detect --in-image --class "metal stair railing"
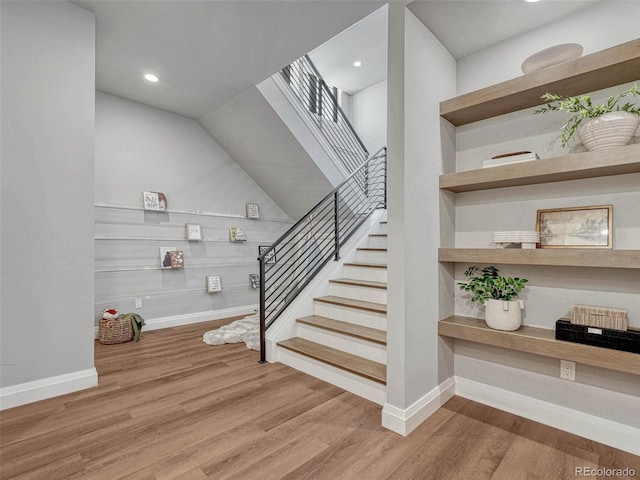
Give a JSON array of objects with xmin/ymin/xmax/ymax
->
[
  {"xmin": 258, "ymin": 147, "xmax": 387, "ymax": 362},
  {"xmin": 276, "ymin": 54, "xmax": 369, "ymax": 175}
]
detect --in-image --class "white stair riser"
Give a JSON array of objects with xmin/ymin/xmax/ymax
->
[
  {"xmin": 368, "ymin": 236, "xmax": 387, "ymax": 249},
  {"xmin": 378, "ymin": 223, "xmax": 388, "ymax": 234},
  {"xmin": 343, "ymin": 265, "xmax": 387, "ymax": 283},
  {"xmin": 296, "ymin": 324, "xmax": 387, "ymax": 364},
  {"xmin": 314, "ymin": 302, "xmax": 387, "ymax": 331},
  {"xmin": 356, "ymin": 250, "xmax": 387, "ymax": 264},
  {"xmin": 276, "ymin": 348, "xmax": 386, "ymax": 405},
  {"xmin": 329, "ymin": 283, "xmax": 387, "ymax": 304}
]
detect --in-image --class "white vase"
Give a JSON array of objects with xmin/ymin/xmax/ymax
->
[
  {"xmin": 577, "ymin": 111, "xmax": 640, "ymax": 151},
  {"xmin": 484, "ymin": 299, "xmax": 524, "ymax": 331}
]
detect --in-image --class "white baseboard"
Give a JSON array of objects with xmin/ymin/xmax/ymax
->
[
  {"xmin": 0, "ymin": 368, "xmax": 98, "ymax": 411},
  {"xmin": 382, "ymin": 377, "xmax": 455, "ymax": 436},
  {"xmin": 95, "ymin": 305, "xmax": 258, "ymax": 339},
  {"xmin": 454, "ymin": 376, "xmax": 640, "ymax": 456}
]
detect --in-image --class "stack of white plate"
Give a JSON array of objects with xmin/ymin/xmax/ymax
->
[{"xmin": 493, "ymin": 231, "xmax": 540, "ymax": 249}]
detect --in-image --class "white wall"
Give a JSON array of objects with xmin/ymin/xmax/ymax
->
[
  {"xmin": 95, "ymin": 92, "xmax": 293, "ymax": 325},
  {"xmin": 1, "ymin": 1, "xmax": 96, "ymax": 403},
  {"xmin": 351, "ymin": 80, "xmax": 388, "ymax": 154},
  {"xmin": 383, "ymin": 5, "xmax": 457, "ymax": 435},
  {"xmin": 200, "ymin": 86, "xmax": 335, "ymax": 220},
  {"xmin": 457, "ymin": 1, "xmax": 640, "ymax": 94},
  {"xmin": 450, "ymin": 1, "xmax": 640, "ymax": 432}
]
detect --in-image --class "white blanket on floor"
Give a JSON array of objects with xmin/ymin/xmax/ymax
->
[{"xmin": 202, "ymin": 314, "xmax": 259, "ymax": 351}]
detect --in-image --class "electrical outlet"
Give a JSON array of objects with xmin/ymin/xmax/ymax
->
[
  {"xmin": 560, "ymin": 360, "xmax": 575, "ymax": 381},
  {"xmin": 135, "ymin": 298, "xmax": 143, "ymax": 309}
]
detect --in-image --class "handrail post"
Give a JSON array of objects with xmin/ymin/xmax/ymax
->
[
  {"xmin": 383, "ymin": 151, "xmax": 388, "ymax": 209},
  {"xmin": 334, "ymin": 190, "xmax": 340, "ymax": 261},
  {"xmin": 259, "ymin": 257, "xmax": 267, "ymax": 363}
]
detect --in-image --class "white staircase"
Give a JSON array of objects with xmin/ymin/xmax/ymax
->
[{"xmin": 276, "ymin": 221, "xmax": 388, "ymax": 404}]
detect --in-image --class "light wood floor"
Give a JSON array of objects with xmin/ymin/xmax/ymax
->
[{"xmin": 1, "ymin": 318, "xmax": 638, "ymax": 480}]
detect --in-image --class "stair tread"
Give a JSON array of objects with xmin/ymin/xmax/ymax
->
[
  {"xmin": 314, "ymin": 295, "xmax": 387, "ymax": 314},
  {"xmin": 297, "ymin": 315, "xmax": 387, "ymax": 344},
  {"xmin": 343, "ymin": 262, "xmax": 387, "ymax": 269},
  {"xmin": 278, "ymin": 337, "xmax": 386, "ymax": 384},
  {"xmin": 357, "ymin": 247, "xmax": 387, "ymax": 252},
  {"xmin": 369, "ymin": 233, "xmax": 387, "ymax": 237},
  {"xmin": 329, "ymin": 278, "xmax": 387, "ymax": 289}
]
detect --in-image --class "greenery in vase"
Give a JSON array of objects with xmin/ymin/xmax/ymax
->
[
  {"xmin": 534, "ymin": 83, "xmax": 640, "ymax": 148},
  {"xmin": 458, "ymin": 266, "xmax": 528, "ymax": 304}
]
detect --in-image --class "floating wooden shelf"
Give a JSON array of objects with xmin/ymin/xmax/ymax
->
[
  {"xmin": 439, "ymin": 316, "xmax": 640, "ymax": 375},
  {"xmin": 440, "ymin": 39, "xmax": 640, "ymax": 126},
  {"xmin": 439, "ymin": 144, "xmax": 640, "ymax": 193},
  {"xmin": 438, "ymin": 248, "xmax": 640, "ymax": 269}
]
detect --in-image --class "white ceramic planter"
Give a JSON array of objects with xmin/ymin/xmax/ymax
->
[
  {"xmin": 484, "ymin": 299, "xmax": 524, "ymax": 331},
  {"xmin": 578, "ymin": 111, "xmax": 640, "ymax": 151}
]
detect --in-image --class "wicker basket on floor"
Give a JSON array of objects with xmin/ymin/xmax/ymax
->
[{"xmin": 98, "ymin": 316, "xmax": 133, "ymax": 344}]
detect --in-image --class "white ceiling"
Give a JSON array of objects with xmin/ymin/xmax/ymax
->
[
  {"xmin": 407, "ymin": 0, "xmax": 599, "ymax": 60},
  {"xmin": 72, "ymin": 0, "xmax": 601, "ymax": 119},
  {"xmin": 309, "ymin": 5, "xmax": 388, "ymax": 95},
  {"xmin": 72, "ymin": 0, "xmax": 384, "ymax": 119}
]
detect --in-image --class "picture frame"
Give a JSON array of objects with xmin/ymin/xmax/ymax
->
[
  {"xmin": 229, "ymin": 227, "xmax": 247, "ymax": 242},
  {"xmin": 186, "ymin": 223, "xmax": 202, "ymax": 241},
  {"xmin": 169, "ymin": 250, "xmax": 184, "ymax": 269},
  {"xmin": 259, "ymin": 245, "xmax": 276, "ymax": 264},
  {"xmin": 143, "ymin": 191, "xmax": 168, "ymax": 211},
  {"xmin": 246, "ymin": 203, "xmax": 260, "ymax": 219},
  {"xmin": 536, "ymin": 205, "xmax": 612, "ymax": 248},
  {"xmin": 159, "ymin": 246, "xmax": 177, "ymax": 269},
  {"xmin": 249, "ymin": 273, "xmax": 260, "ymax": 289},
  {"xmin": 207, "ymin": 275, "xmax": 222, "ymax": 293}
]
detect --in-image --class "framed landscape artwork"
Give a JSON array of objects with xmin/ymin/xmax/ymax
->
[{"xmin": 536, "ymin": 205, "xmax": 612, "ymax": 248}]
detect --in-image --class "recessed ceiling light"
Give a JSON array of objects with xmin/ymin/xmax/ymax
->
[
  {"xmin": 353, "ymin": 61, "xmax": 362, "ymax": 68},
  {"xmin": 144, "ymin": 73, "xmax": 159, "ymax": 83},
  {"xmin": 524, "ymin": 0, "xmax": 540, "ymax": 3}
]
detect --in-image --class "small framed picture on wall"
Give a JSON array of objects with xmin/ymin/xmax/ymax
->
[
  {"xmin": 246, "ymin": 203, "xmax": 260, "ymax": 219},
  {"xmin": 143, "ymin": 191, "xmax": 168, "ymax": 211},
  {"xmin": 207, "ymin": 275, "xmax": 222, "ymax": 293},
  {"xmin": 186, "ymin": 223, "xmax": 202, "ymax": 241}
]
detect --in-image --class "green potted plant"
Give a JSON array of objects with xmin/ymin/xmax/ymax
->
[
  {"xmin": 458, "ymin": 266, "xmax": 528, "ymax": 331},
  {"xmin": 534, "ymin": 83, "xmax": 640, "ymax": 151}
]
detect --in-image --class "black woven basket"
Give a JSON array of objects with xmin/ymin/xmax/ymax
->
[{"xmin": 555, "ymin": 319, "xmax": 640, "ymax": 354}]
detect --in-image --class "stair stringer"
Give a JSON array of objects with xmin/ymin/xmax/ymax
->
[{"xmin": 264, "ymin": 209, "xmax": 386, "ymax": 363}]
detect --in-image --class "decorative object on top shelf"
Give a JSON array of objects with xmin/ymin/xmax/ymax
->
[
  {"xmin": 571, "ymin": 304, "xmax": 628, "ymax": 331},
  {"xmin": 493, "ymin": 231, "xmax": 540, "ymax": 249},
  {"xmin": 207, "ymin": 275, "xmax": 222, "ymax": 293},
  {"xmin": 258, "ymin": 245, "xmax": 276, "ymax": 264},
  {"xmin": 229, "ymin": 227, "xmax": 247, "ymax": 242},
  {"xmin": 521, "ymin": 43, "xmax": 583, "ymax": 75},
  {"xmin": 159, "ymin": 246, "xmax": 177, "ymax": 269},
  {"xmin": 186, "ymin": 223, "xmax": 202, "ymax": 241},
  {"xmin": 534, "ymin": 84, "xmax": 640, "ymax": 150},
  {"xmin": 246, "ymin": 203, "xmax": 260, "ymax": 219},
  {"xmin": 536, "ymin": 205, "xmax": 612, "ymax": 249},
  {"xmin": 458, "ymin": 266, "xmax": 528, "ymax": 331},
  {"xmin": 483, "ymin": 151, "xmax": 539, "ymax": 168},
  {"xmin": 143, "ymin": 191, "xmax": 168, "ymax": 211}
]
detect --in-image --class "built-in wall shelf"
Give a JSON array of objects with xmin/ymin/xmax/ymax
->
[
  {"xmin": 439, "ymin": 144, "xmax": 640, "ymax": 193},
  {"xmin": 438, "ymin": 248, "xmax": 640, "ymax": 269},
  {"xmin": 439, "ymin": 316, "xmax": 640, "ymax": 375},
  {"xmin": 440, "ymin": 39, "xmax": 640, "ymax": 126}
]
